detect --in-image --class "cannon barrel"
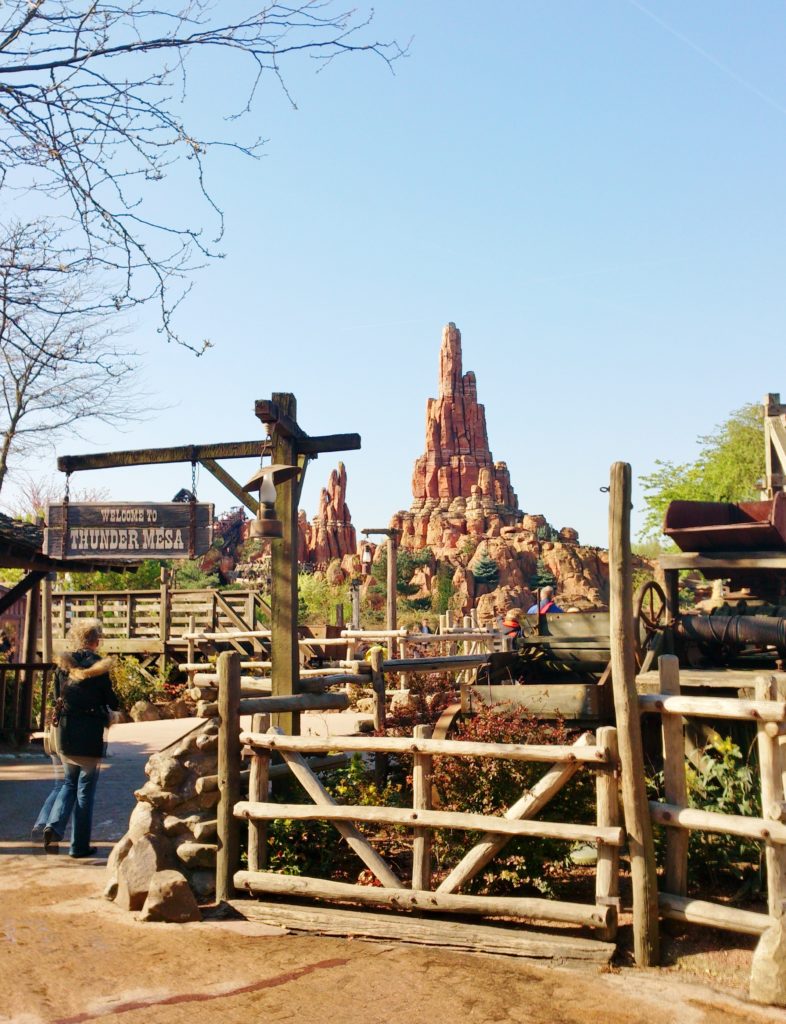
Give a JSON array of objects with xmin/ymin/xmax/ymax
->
[{"xmin": 678, "ymin": 614, "xmax": 786, "ymax": 648}]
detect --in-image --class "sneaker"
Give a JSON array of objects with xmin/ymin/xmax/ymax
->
[
  {"xmin": 69, "ymin": 847, "xmax": 98, "ymax": 859},
  {"xmin": 43, "ymin": 826, "xmax": 61, "ymax": 854}
]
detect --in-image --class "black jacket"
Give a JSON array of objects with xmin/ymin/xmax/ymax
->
[{"xmin": 56, "ymin": 650, "xmax": 119, "ymax": 758}]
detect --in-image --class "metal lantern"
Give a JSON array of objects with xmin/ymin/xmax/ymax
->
[{"xmin": 242, "ymin": 463, "xmax": 300, "ymax": 539}]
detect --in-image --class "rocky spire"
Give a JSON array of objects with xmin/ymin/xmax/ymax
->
[
  {"xmin": 411, "ymin": 323, "xmax": 518, "ymax": 510},
  {"xmin": 299, "ymin": 461, "xmax": 357, "ymax": 566}
]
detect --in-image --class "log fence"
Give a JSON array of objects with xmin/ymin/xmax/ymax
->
[{"xmin": 642, "ymin": 654, "xmax": 785, "ymax": 937}]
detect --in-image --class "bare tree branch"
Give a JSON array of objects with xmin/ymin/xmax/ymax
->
[{"xmin": 0, "ymin": 2, "xmax": 406, "ymax": 350}]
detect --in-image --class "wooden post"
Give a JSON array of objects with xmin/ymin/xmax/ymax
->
[
  {"xmin": 270, "ymin": 392, "xmax": 300, "ymax": 736},
  {"xmin": 659, "ymin": 655, "xmax": 688, "ymax": 898},
  {"xmin": 335, "ymin": 602, "xmax": 345, "ymax": 629},
  {"xmin": 159, "ymin": 567, "xmax": 171, "ymax": 670},
  {"xmin": 39, "ymin": 575, "xmax": 54, "ymax": 731},
  {"xmin": 386, "ymin": 531, "xmax": 397, "ymax": 658},
  {"xmin": 19, "ymin": 577, "xmax": 40, "ymax": 736},
  {"xmin": 398, "ymin": 637, "xmax": 408, "ymax": 691},
  {"xmin": 595, "ymin": 725, "xmax": 621, "ymax": 940},
  {"xmin": 756, "ymin": 675, "xmax": 786, "ymax": 917},
  {"xmin": 412, "ymin": 724, "xmax": 433, "ymax": 890},
  {"xmin": 216, "ymin": 651, "xmax": 242, "ymax": 903},
  {"xmin": 350, "ymin": 583, "xmax": 361, "ymax": 630},
  {"xmin": 608, "ymin": 461, "xmax": 660, "ymax": 966},
  {"xmin": 247, "ymin": 712, "xmax": 270, "ymax": 872},
  {"xmin": 370, "ymin": 647, "xmax": 387, "ymax": 785}
]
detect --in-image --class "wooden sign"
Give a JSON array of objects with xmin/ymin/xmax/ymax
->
[{"xmin": 44, "ymin": 503, "xmax": 214, "ymax": 561}]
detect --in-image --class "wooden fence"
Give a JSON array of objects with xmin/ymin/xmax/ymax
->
[
  {"xmin": 211, "ymin": 652, "xmax": 622, "ymax": 958},
  {"xmin": 642, "ymin": 654, "xmax": 785, "ymax": 937},
  {"xmin": 0, "ymin": 662, "xmax": 55, "ymax": 740}
]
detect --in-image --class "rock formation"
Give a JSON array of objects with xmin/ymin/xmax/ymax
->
[
  {"xmin": 391, "ymin": 323, "xmax": 610, "ymax": 613},
  {"xmin": 407, "ymin": 322, "xmax": 518, "ymax": 545},
  {"xmin": 299, "ymin": 461, "xmax": 357, "ymax": 568}
]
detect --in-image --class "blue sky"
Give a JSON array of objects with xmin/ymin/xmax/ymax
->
[{"xmin": 14, "ymin": 1, "xmax": 786, "ymax": 547}]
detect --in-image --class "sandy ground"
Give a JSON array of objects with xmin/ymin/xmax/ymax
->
[{"xmin": 2, "ymin": 722, "xmax": 786, "ymax": 1024}]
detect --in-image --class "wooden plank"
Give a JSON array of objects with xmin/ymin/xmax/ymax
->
[
  {"xmin": 608, "ymin": 461, "xmax": 659, "ymax": 966},
  {"xmin": 757, "ymin": 676, "xmax": 786, "ymax": 916},
  {"xmin": 438, "ymin": 734, "xmax": 592, "ymax": 895},
  {"xmin": 235, "ymin": 801, "xmax": 624, "ymax": 845},
  {"xmin": 658, "ymin": 893, "xmax": 770, "ymax": 936},
  {"xmin": 233, "ymin": 872, "xmax": 612, "ymax": 929},
  {"xmin": 216, "ymin": 652, "xmax": 241, "ymax": 903},
  {"xmin": 469, "ymin": 684, "xmax": 601, "ymax": 720},
  {"xmin": 636, "ymin": 668, "xmax": 786, "ymax": 691},
  {"xmin": 240, "ymin": 731, "xmax": 611, "ymax": 763},
  {"xmin": 659, "ymin": 552, "xmax": 786, "ymax": 570},
  {"xmin": 200, "ymin": 693, "xmax": 349, "ymax": 717},
  {"xmin": 247, "ymin": 712, "xmax": 269, "ymax": 873},
  {"xmin": 0, "ymin": 571, "xmax": 46, "ymax": 617},
  {"xmin": 227, "ymin": 900, "xmax": 615, "ymax": 964}
]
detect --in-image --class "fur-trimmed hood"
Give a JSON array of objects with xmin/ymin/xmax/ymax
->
[{"xmin": 57, "ymin": 652, "xmax": 115, "ymax": 682}]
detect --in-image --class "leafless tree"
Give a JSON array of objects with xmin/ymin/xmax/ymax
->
[
  {"xmin": 0, "ymin": 2, "xmax": 404, "ymax": 351},
  {"xmin": 0, "ymin": 220, "xmax": 145, "ymax": 497}
]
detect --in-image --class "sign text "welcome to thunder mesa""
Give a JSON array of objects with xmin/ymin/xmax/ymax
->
[{"xmin": 44, "ymin": 503, "xmax": 214, "ymax": 561}]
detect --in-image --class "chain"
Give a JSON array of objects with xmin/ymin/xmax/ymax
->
[
  {"xmin": 191, "ymin": 460, "xmax": 197, "ymax": 501},
  {"xmin": 64, "ymin": 472, "xmax": 71, "ymax": 502}
]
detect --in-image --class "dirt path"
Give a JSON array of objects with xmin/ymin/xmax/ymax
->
[
  {"xmin": 0, "ymin": 843, "xmax": 783, "ymax": 1024},
  {"xmin": 2, "ymin": 726, "xmax": 785, "ymax": 1024}
]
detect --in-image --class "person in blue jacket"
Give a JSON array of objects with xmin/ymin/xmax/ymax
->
[{"xmin": 527, "ymin": 586, "xmax": 563, "ymax": 615}]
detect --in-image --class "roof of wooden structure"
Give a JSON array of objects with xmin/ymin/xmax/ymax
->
[{"xmin": 0, "ymin": 512, "xmax": 127, "ymax": 573}]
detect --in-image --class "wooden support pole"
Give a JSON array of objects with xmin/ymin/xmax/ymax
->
[
  {"xmin": 756, "ymin": 675, "xmax": 786, "ymax": 917},
  {"xmin": 215, "ymin": 651, "xmax": 241, "ymax": 903},
  {"xmin": 387, "ymin": 531, "xmax": 398, "ymax": 658},
  {"xmin": 608, "ymin": 461, "xmax": 659, "ymax": 966},
  {"xmin": 246, "ymin": 712, "xmax": 269, "ymax": 872},
  {"xmin": 659, "ymin": 655, "xmax": 688, "ymax": 898},
  {"xmin": 412, "ymin": 724, "xmax": 433, "ymax": 891},
  {"xmin": 159, "ymin": 567, "xmax": 171, "ymax": 670},
  {"xmin": 595, "ymin": 725, "xmax": 620, "ymax": 940},
  {"xmin": 370, "ymin": 647, "xmax": 387, "ymax": 786},
  {"xmin": 20, "ymin": 576, "xmax": 40, "ymax": 736},
  {"xmin": 270, "ymin": 392, "xmax": 300, "ymax": 736},
  {"xmin": 40, "ymin": 575, "xmax": 54, "ymax": 731}
]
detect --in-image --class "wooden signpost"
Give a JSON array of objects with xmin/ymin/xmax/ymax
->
[{"xmin": 44, "ymin": 502, "xmax": 214, "ymax": 560}]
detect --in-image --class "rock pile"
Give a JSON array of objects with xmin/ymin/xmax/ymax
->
[
  {"xmin": 299, "ymin": 461, "xmax": 357, "ymax": 567},
  {"xmin": 105, "ymin": 719, "xmax": 220, "ymax": 919}
]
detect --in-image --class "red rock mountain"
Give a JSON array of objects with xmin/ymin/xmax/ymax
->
[{"xmin": 299, "ymin": 461, "xmax": 356, "ymax": 566}]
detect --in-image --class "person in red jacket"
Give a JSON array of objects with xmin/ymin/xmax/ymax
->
[{"xmin": 527, "ymin": 586, "xmax": 563, "ymax": 615}]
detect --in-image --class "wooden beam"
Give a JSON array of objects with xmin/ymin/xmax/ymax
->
[
  {"xmin": 269, "ymin": 392, "xmax": 299, "ymax": 735},
  {"xmin": 608, "ymin": 461, "xmax": 659, "ymax": 967},
  {"xmin": 0, "ymin": 571, "xmax": 46, "ymax": 616},
  {"xmin": 215, "ymin": 652, "xmax": 241, "ymax": 903},
  {"xmin": 58, "ymin": 440, "xmax": 269, "ymax": 473},
  {"xmin": 660, "ymin": 552, "xmax": 786, "ymax": 570},
  {"xmin": 658, "ymin": 893, "xmax": 770, "ymax": 936},
  {"xmin": 298, "ymin": 433, "xmax": 361, "ymax": 456},
  {"xmin": 200, "ymin": 458, "xmax": 259, "ymax": 514}
]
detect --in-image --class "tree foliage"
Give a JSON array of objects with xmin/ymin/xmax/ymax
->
[
  {"xmin": 0, "ymin": 2, "xmax": 404, "ymax": 348},
  {"xmin": 638, "ymin": 403, "xmax": 765, "ymax": 541}
]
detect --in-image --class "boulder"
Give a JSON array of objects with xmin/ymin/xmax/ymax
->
[
  {"xmin": 175, "ymin": 841, "xmax": 218, "ymax": 869},
  {"xmin": 130, "ymin": 700, "xmax": 162, "ymax": 723},
  {"xmin": 139, "ymin": 870, "xmax": 201, "ymax": 923},
  {"xmin": 104, "ymin": 833, "xmax": 133, "ymax": 900},
  {"xmin": 115, "ymin": 835, "xmax": 174, "ymax": 912}
]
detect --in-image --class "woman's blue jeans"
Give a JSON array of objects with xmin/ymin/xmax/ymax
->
[
  {"xmin": 46, "ymin": 761, "xmax": 100, "ymax": 855},
  {"xmin": 34, "ymin": 755, "xmax": 64, "ymax": 829}
]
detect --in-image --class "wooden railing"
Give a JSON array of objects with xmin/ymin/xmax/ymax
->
[
  {"xmin": 0, "ymin": 661, "xmax": 55, "ymax": 740},
  {"xmin": 642, "ymin": 654, "xmax": 783, "ymax": 937},
  {"xmin": 44, "ymin": 588, "xmax": 270, "ymax": 653}
]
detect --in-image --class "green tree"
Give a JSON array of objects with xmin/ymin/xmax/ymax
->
[
  {"xmin": 530, "ymin": 558, "xmax": 556, "ymax": 591},
  {"xmin": 471, "ymin": 551, "xmax": 500, "ymax": 588},
  {"xmin": 638, "ymin": 403, "xmax": 765, "ymax": 541}
]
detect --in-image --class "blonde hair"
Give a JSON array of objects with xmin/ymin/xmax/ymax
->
[{"xmin": 67, "ymin": 617, "xmax": 103, "ymax": 650}]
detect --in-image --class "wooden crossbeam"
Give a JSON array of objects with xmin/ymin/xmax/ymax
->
[
  {"xmin": 199, "ymin": 458, "xmax": 258, "ymax": 514},
  {"xmin": 58, "ymin": 440, "xmax": 269, "ymax": 473}
]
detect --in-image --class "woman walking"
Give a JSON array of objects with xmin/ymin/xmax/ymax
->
[{"xmin": 43, "ymin": 619, "xmax": 119, "ymax": 858}]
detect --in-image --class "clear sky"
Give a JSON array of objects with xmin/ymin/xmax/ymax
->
[{"xmin": 13, "ymin": 1, "xmax": 786, "ymax": 547}]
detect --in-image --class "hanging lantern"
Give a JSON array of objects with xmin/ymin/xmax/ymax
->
[{"xmin": 242, "ymin": 463, "xmax": 300, "ymax": 539}]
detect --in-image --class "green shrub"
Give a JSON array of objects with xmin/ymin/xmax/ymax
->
[{"xmin": 110, "ymin": 656, "xmax": 173, "ymax": 709}]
